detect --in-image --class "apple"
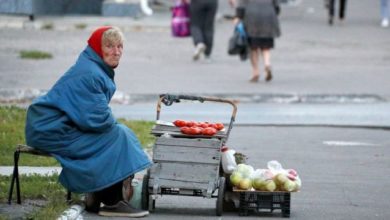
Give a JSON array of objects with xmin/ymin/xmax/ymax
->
[
  {"xmin": 283, "ymin": 180, "xmax": 297, "ymax": 192},
  {"xmin": 264, "ymin": 179, "xmax": 276, "ymax": 192},
  {"xmin": 288, "ymin": 169, "xmax": 298, "ymax": 177},
  {"xmin": 262, "ymin": 169, "xmax": 274, "ymax": 180},
  {"xmin": 274, "ymin": 173, "xmax": 288, "ymax": 186},
  {"xmin": 287, "ymin": 169, "xmax": 298, "ymax": 180},
  {"xmin": 252, "ymin": 178, "xmax": 265, "ymax": 191},
  {"xmin": 236, "ymin": 164, "xmax": 254, "ymax": 178},
  {"xmin": 238, "ymin": 178, "xmax": 252, "ymax": 190},
  {"xmin": 294, "ymin": 178, "xmax": 302, "ymax": 191},
  {"xmin": 230, "ymin": 171, "xmax": 243, "ymax": 186}
]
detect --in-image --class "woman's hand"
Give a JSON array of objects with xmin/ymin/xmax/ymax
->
[
  {"xmin": 233, "ymin": 17, "xmax": 240, "ymax": 25},
  {"xmin": 229, "ymin": 0, "xmax": 237, "ymax": 8}
]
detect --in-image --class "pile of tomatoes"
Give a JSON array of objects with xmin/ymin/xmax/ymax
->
[{"xmin": 173, "ymin": 120, "xmax": 225, "ymax": 136}]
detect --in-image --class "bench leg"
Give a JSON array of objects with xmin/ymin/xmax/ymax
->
[
  {"xmin": 8, "ymin": 150, "xmax": 21, "ymax": 204},
  {"xmin": 67, "ymin": 191, "xmax": 72, "ymax": 203}
]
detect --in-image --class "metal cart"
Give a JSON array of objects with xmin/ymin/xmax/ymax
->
[{"xmin": 141, "ymin": 94, "xmax": 237, "ymax": 216}]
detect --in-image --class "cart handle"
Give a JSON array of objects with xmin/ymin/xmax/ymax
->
[{"xmin": 156, "ymin": 94, "xmax": 238, "ymax": 142}]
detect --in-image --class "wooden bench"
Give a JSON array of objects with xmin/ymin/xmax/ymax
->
[{"xmin": 8, "ymin": 144, "xmax": 71, "ymax": 204}]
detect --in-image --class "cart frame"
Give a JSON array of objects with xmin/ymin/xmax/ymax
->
[{"xmin": 142, "ymin": 94, "xmax": 237, "ymax": 216}]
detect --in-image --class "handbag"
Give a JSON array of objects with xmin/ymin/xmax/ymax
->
[
  {"xmin": 228, "ymin": 22, "xmax": 248, "ymax": 61},
  {"xmin": 171, "ymin": 0, "xmax": 191, "ymax": 37}
]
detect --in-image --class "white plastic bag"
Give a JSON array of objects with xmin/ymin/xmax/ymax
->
[{"xmin": 221, "ymin": 146, "xmax": 237, "ymax": 174}]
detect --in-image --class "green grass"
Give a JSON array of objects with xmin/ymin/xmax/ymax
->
[
  {"xmin": 0, "ymin": 106, "xmax": 155, "ymax": 219},
  {"xmin": 20, "ymin": 50, "xmax": 53, "ymax": 59},
  {"xmin": 74, "ymin": 23, "xmax": 87, "ymax": 29},
  {"xmin": 41, "ymin": 22, "xmax": 54, "ymax": 30},
  {"xmin": 0, "ymin": 106, "xmax": 155, "ymax": 166},
  {"xmin": 0, "ymin": 174, "xmax": 82, "ymax": 219}
]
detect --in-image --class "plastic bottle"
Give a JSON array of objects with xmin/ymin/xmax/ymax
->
[
  {"xmin": 221, "ymin": 146, "xmax": 237, "ymax": 174},
  {"xmin": 129, "ymin": 178, "xmax": 142, "ymax": 209}
]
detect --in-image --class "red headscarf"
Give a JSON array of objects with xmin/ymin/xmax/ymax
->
[{"xmin": 87, "ymin": 26, "xmax": 112, "ymax": 58}]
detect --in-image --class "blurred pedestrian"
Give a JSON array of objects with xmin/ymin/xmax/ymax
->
[
  {"xmin": 235, "ymin": 0, "xmax": 281, "ymax": 82},
  {"xmin": 188, "ymin": 0, "xmax": 218, "ymax": 61},
  {"xmin": 380, "ymin": 0, "xmax": 389, "ymax": 27},
  {"xmin": 229, "ymin": 0, "xmax": 237, "ymax": 8},
  {"xmin": 327, "ymin": 0, "xmax": 348, "ymax": 25}
]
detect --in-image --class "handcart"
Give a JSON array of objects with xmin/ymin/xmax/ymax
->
[{"xmin": 141, "ymin": 94, "xmax": 237, "ymax": 216}]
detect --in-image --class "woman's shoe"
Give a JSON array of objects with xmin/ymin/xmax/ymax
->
[
  {"xmin": 193, "ymin": 43, "xmax": 206, "ymax": 61},
  {"xmin": 265, "ymin": 66, "xmax": 273, "ymax": 82},
  {"xmin": 99, "ymin": 201, "xmax": 149, "ymax": 217},
  {"xmin": 249, "ymin": 75, "xmax": 259, "ymax": 83}
]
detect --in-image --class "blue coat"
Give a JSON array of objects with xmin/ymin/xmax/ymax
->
[{"xmin": 25, "ymin": 46, "xmax": 152, "ymax": 193}]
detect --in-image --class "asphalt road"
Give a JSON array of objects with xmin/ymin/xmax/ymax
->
[{"xmin": 80, "ymin": 125, "xmax": 390, "ymax": 220}]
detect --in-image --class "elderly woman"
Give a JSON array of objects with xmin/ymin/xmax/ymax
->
[
  {"xmin": 25, "ymin": 26, "xmax": 151, "ymax": 217},
  {"xmin": 235, "ymin": 0, "xmax": 281, "ymax": 82}
]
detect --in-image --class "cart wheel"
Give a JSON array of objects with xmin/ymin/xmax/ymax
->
[
  {"xmin": 141, "ymin": 172, "xmax": 149, "ymax": 210},
  {"xmin": 216, "ymin": 176, "xmax": 226, "ymax": 216}
]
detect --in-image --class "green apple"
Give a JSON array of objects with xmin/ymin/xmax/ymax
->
[
  {"xmin": 264, "ymin": 179, "xmax": 276, "ymax": 192},
  {"xmin": 274, "ymin": 173, "xmax": 288, "ymax": 186},
  {"xmin": 238, "ymin": 178, "xmax": 252, "ymax": 190},
  {"xmin": 230, "ymin": 171, "xmax": 243, "ymax": 186},
  {"xmin": 236, "ymin": 164, "xmax": 254, "ymax": 178},
  {"xmin": 252, "ymin": 178, "xmax": 265, "ymax": 191},
  {"xmin": 283, "ymin": 180, "xmax": 297, "ymax": 192}
]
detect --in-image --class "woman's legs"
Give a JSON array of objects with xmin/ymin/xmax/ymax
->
[
  {"xmin": 381, "ymin": 0, "xmax": 389, "ymax": 27},
  {"xmin": 328, "ymin": 0, "xmax": 335, "ymax": 25},
  {"xmin": 261, "ymin": 48, "xmax": 273, "ymax": 81},
  {"xmin": 190, "ymin": 2, "xmax": 204, "ymax": 47},
  {"xmin": 261, "ymin": 48, "xmax": 271, "ymax": 68},
  {"xmin": 85, "ymin": 175, "xmax": 134, "ymax": 213},
  {"xmin": 339, "ymin": 0, "xmax": 347, "ymax": 20},
  {"xmin": 202, "ymin": 0, "xmax": 218, "ymax": 57},
  {"xmin": 249, "ymin": 48, "xmax": 260, "ymax": 82}
]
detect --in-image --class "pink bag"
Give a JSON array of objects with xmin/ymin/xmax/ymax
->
[{"xmin": 171, "ymin": 0, "xmax": 191, "ymax": 37}]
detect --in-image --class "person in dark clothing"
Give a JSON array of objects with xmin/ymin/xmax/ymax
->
[
  {"xmin": 188, "ymin": 0, "xmax": 218, "ymax": 61},
  {"xmin": 327, "ymin": 0, "xmax": 348, "ymax": 25},
  {"xmin": 235, "ymin": 0, "xmax": 281, "ymax": 82}
]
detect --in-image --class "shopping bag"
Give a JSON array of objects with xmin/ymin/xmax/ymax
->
[
  {"xmin": 171, "ymin": 0, "xmax": 191, "ymax": 37},
  {"xmin": 228, "ymin": 22, "xmax": 248, "ymax": 61}
]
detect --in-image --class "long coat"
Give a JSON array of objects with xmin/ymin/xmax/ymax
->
[
  {"xmin": 25, "ymin": 46, "xmax": 152, "ymax": 193},
  {"xmin": 237, "ymin": 0, "xmax": 281, "ymax": 38}
]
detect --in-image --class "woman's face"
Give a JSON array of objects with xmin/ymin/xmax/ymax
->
[{"xmin": 102, "ymin": 40, "xmax": 123, "ymax": 69}]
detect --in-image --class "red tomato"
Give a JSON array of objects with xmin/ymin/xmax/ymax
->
[
  {"xmin": 186, "ymin": 121, "xmax": 196, "ymax": 127},
  {"xmin": 208, "ymin": 123, "xmax": 218, "ymax": 129},
  {"xmin": 174, "ymin": 120, "xmax": 187, "ymax": 127},
  {"xmin": 202, "ymin": 127, "xmax": 217, "ymax": 136},
  {"xmin": 189, "ymin": 127, "xmax": 202, "ymax": 135},
  {"xmin": 199, "ymin": 122, "xmax": 209, "ymax": 128},
  {"xmin": 214, "ymin": 123, "xmax": 224, "ymax": 131},
  {"xmin": 180, "ymin": 126, "xmax": 191, "ymax": 134}
]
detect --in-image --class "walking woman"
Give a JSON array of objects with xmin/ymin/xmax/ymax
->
[
  {"xmin": 380, "ymin": 0, "xmax": 389, "ymax": 27},
  {"xmin": 188, "ymin": 0, "xmax": 218, "ymax": 61},
  {"xmin": 235, "ymin": 0, "xmax": 281, "ymax": 82},
  {"xmin": 327, "ymin": 0, "xmax": 348, "ymax": 25}
]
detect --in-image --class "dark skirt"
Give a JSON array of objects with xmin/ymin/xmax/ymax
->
[{"xmin": 248, "ymin": 37, "xmax": 274, "ymax": 49}]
